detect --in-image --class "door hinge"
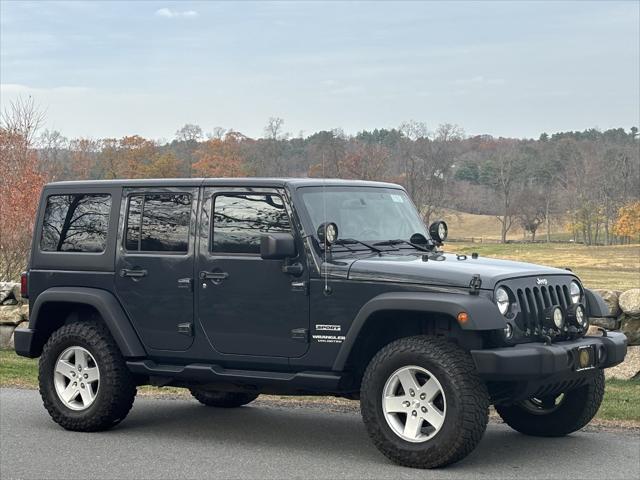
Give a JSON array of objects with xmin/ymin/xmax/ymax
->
[
  {"xmin": 177, "ymin": 322, "xmax": 193, "ymax": 336},
  {"xmin": 291, "ymin": 328, "xmax": 309, "ymax": 342}
]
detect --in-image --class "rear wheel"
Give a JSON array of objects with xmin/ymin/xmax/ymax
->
[
  {"xmin": 495, "ymin": 371, "xmax": 605, "ymax": 437},
  {"xmin": 360, "ymin": 336, "xmax": 490, "ymax": 469},
  {"xmin": 189, "ymin": 388, "xmax": 258, "ymax": 408},
  {"xmin": 39, "ymin": 321, "xmax": 137, "ymax": 431}
]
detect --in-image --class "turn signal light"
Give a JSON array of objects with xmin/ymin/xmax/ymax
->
[{"xmin": 457, "ymin": 312, "xmax": 469, "ymax": 324}]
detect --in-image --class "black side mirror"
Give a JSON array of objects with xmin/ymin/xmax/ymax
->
[{"xmin": 260, "ymin": 233, "xmax": 297, "ymax": 260}]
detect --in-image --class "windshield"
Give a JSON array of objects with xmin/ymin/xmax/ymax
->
[{"xmin": 299, "ymin": 186, "xmax": 428, "ymax": 243}]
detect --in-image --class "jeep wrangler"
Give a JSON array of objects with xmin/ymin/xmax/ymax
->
[{"xmin": 14, "ymin": 178, "xmax": 627, "ymax": 468}]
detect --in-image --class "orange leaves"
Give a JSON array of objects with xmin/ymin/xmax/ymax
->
[
  {"xmin": 0, "ymin": 129, "xmax": 47, "ymax": 279},
  {"xmin": 613, "ymin": 202, "xmax": 640, "ymax": 239},
  {"xmin": 192, "ymin": 133, "xmax": 248, "ymax": 178}
]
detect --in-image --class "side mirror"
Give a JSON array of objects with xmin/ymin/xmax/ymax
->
[
  {"xmin": 260, "ymin": 233, "xmax": 297, "ymax": 260},
  {"xmin": 429, "ymin": 220, "xmax": 448, "ymax": 245}
]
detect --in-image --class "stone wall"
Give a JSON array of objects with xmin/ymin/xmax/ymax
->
[
  {"xmin": 589, "ymin": 288, "xmax": 640, "ymax": 345},
  {"xmin": 0, "ymin": 282, "xmax": 29, "ymax": 349}
]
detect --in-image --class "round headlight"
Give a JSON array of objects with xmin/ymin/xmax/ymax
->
[
  {"xmin": 495, "ymin": 287, "xmax": 510, "ymax": 315},
  {"xmin": 570, "ymin": 281, "xmax": 581, "ymax": 304}
]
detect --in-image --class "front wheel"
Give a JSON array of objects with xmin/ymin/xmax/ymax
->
[
  {"xmin": 495, "ymin": 371, "xmax": 605, "ymax": 437},
  {"xmin": 360, "ymin": 336, "xmax": 490, "ymax": 469}
]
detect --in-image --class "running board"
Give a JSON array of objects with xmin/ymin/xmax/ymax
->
[{"xmin": 126, "ymin": 360, "xmax": 343, "ymax": 392}]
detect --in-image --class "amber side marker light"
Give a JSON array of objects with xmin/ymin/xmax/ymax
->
[{"xmin": 457, "ymin": 312, "xmax": 469, "ymax": 324}]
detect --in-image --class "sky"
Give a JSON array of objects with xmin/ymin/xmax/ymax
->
[{"xmin": 1, "ymin": 1, "xmax": 638, "ymax": 141}]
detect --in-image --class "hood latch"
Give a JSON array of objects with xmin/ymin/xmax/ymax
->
[{"xmin": 469, "ymin": 274, "xmax": 482, "ymax": 295}]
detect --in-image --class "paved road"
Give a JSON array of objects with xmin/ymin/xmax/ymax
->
[{"xmin": 1, "ymin": 388, "xmax": 638, "ymax": 479}]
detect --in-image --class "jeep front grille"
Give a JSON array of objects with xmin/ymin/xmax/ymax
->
[{"xmin": 514, "ymin": 282, "xmax": 573, "ymax": 336}]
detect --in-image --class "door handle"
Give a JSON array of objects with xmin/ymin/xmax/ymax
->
[
  {"xmin": 199, "ymin": 271, "xmax": 229, "ymax": 281},
  {"xmin": 119, "ymin": 268, "xmax": 147, "ymax": 278}
]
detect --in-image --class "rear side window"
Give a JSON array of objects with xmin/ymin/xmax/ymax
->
[
  {"xmin": 40, "ymin": 194, "xmax": 112, "ymax": 253},
  {"xmin": 212, "ymin": 193, "xmax": 291, "ymax": 254},
  {"xmin": 125, "ymin": 193, "xmax": 191, "ymax": 253}
]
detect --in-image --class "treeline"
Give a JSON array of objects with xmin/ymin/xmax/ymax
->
[{"xmin": 3, "ymin": 98, "xmax": 640, "ymax": 262}]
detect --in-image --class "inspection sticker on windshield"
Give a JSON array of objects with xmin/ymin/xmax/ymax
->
[{"xmin": 390, "ymin": 194, "xmax": 404, "ymax": 203}]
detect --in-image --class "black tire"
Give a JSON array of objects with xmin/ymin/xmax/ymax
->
[
  {"xmin": 360, "ymin": 336, "xmax": 489, "ymax": 469},
  {"xmin": 189, "ymin": 388, "xmax": 259, "ymax": 408},
  {"xmin": 495, "ymin": 370, "xmax": 605, "ymax": 437},
  {"xmin": 39, "ymin": 321, "xmax": 137, "ymax": 432}
]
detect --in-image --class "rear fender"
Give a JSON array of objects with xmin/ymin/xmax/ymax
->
[{"xmin": 28, "ymin": 287, "xmax": 146, "ymax": 358}]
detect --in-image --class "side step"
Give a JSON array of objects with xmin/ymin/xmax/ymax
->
[{"xmin": 126, "ymin": 360, "xmax": 343, "ymax": 393}]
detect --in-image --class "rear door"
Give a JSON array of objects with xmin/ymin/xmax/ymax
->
[{"xmin": 115, "ymin": 188, "xmax": 198, "ymax": 351}]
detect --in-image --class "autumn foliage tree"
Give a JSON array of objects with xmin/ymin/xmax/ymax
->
[
  {"xmin": 0, "ymin": 98, "xmax": 48, "ymax": 280},
  {"xmin": 192, "ymin": 131, "xmax": 248, "ymax": 177},
  {"xmin": 613, "ymin": 201, "xmax": 640, "ymax": 242}
]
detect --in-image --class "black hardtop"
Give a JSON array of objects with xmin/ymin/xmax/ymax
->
[{"xmin": 43, "ymin": 177, "xmax": 404, "ymax": 190}]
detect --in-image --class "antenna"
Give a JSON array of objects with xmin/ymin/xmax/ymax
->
[{"xmin": 322, "ymin": 153, "xmax": 331, "ymax": 296}]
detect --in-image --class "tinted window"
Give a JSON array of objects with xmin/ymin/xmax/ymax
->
[
  {"xmin": 40, "ymin": 194, "xmax": 111, "ymax": 253},
  {"xmin": 125, "ymin": 194, "xmax": 191, "ymax": 253},
  {"xmin": 212, "ymin": 194, "xmax": 291, "ymax": 254}
]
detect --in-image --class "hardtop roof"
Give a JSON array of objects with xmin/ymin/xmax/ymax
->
[{"xmin": 44, "ymin": 177, "xmax": 403, "ymax": 190}]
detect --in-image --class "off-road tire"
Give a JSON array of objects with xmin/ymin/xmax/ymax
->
[
  {"xmin": 360, "ymin": 336, "xmax": 490, "ymax": 469},
  {"xmin": 39, "ymin": 321, "xmax": 137, "ymax": 431},
  {"xmin": 495, "ymin": 370, "xmax": 605, "ymax": 437},
  {"xmin": 190, "ymin": 389, "xmax": 259, "ymax": 408}
]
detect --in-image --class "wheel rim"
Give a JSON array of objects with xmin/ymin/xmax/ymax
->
[
  {"xmin": 53, "ymin": 346, "xmax": 100, "ymax": 411},
  {"xmin": 520, "ymin": 394, "xmax": 565, "ymax": 415},
  {"xmin": 381, "ymin": 365, "xmax": 447, "ymax": 443}
]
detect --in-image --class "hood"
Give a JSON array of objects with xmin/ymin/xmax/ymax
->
[{"xmin": 347, "ymin": 252, "xmax": 573, "ymax": 290}]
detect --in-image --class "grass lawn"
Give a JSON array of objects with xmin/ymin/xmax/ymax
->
[
  {"xmin": 449, "ymin": 242, "xmax": 640, "ymax": 291},
  {"xmin": 2, "ymin": 349, "xmax": 638, "ymax": 424}
]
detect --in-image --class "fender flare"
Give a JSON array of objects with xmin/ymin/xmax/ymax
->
[
  {"xmin": 30, "ymin": 287, "xmax": 146, "ymax": 358},
  {"xmin": 584, "ymin": 288, "xmax": 614, "ymax": 318},
  {"xmin": 332, "ymin": 291, "xmax": 505, "ymax": 371}
]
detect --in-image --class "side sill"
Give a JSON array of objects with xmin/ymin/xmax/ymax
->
[{"xmin": 126, "ymin": 360, "xmax": 343, "ymax": 393}]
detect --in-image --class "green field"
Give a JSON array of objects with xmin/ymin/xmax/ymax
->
[{"xmin": 1, "ymin": 349, "xmax": 638, "ymax": 424}]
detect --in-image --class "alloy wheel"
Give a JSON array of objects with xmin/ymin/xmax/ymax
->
[
  {"xmin": 381, "ymin": 365, "xmax": 447, "ymax": 443},
  {"xmin": 53, "ymin": 346, "xmax": 100, "ymax": 411}
]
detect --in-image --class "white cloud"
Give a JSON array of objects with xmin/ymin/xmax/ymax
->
[{"xmin": 155, "ymin": 8, "xmax": 198, "ymax": 19}]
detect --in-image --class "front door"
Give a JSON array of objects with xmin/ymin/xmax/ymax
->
[
  {"xmin": 115, "ymin": 188, "xmax": 198, "ymax": 351},
  {"xmin": 197, "ymin": 188, "xmax": 309, "ymax": 358}
]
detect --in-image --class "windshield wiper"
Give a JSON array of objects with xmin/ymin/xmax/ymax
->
[
  {"xmin": 333, "ymin": 238, "xmax": 383, "ymax": 254},
  {"xmin": 373, "ymin": 239, "xmax": 432, "ymax": 252}
]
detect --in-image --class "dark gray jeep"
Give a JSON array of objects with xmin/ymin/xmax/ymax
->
[{"xmin": 14, "ymin": 178, "xmax": 627, "ymax": 468}]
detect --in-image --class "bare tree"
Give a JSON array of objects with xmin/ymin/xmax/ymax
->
[{"xmin": 175, "ymin": 123, "xmax": 203, "ymax": 142}]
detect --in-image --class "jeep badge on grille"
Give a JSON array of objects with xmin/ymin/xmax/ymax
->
[{"xmin": 536, "ymin": 278, "xmax": 548, "ymax": 286}]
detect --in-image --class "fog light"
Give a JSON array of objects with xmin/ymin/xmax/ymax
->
[
  {"xmin": 503, "ymin": 323, "xmax": 513, "ymax": 340},
  {"xmin": 544, "ymin": 306, "xmax": 564, "ymax": 330},
  {"xmin": 567, "ymin": 304, "xmax": 588, "ymax": 329}
]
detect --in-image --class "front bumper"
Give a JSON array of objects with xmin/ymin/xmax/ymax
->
[{"xmin": 471, "ymin": 331, "xmax": 627, "ymax": 381}]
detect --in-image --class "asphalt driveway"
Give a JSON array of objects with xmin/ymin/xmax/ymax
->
[{"xmin": 1, "ymin": 388, "xmax": 638, "ymax": 479}]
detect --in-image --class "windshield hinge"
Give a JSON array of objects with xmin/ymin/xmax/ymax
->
[{"xmin": 469, "ymin": 274, "xmax": 482, "ymax": 295}]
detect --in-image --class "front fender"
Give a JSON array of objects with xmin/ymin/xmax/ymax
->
[
  {"xmin": 28, "ymin": 287, "xmax": 146, "ymax": 358},
  {"xmin": 332, "ymin": 291, "xmax": 504, "ymax": 371}
]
